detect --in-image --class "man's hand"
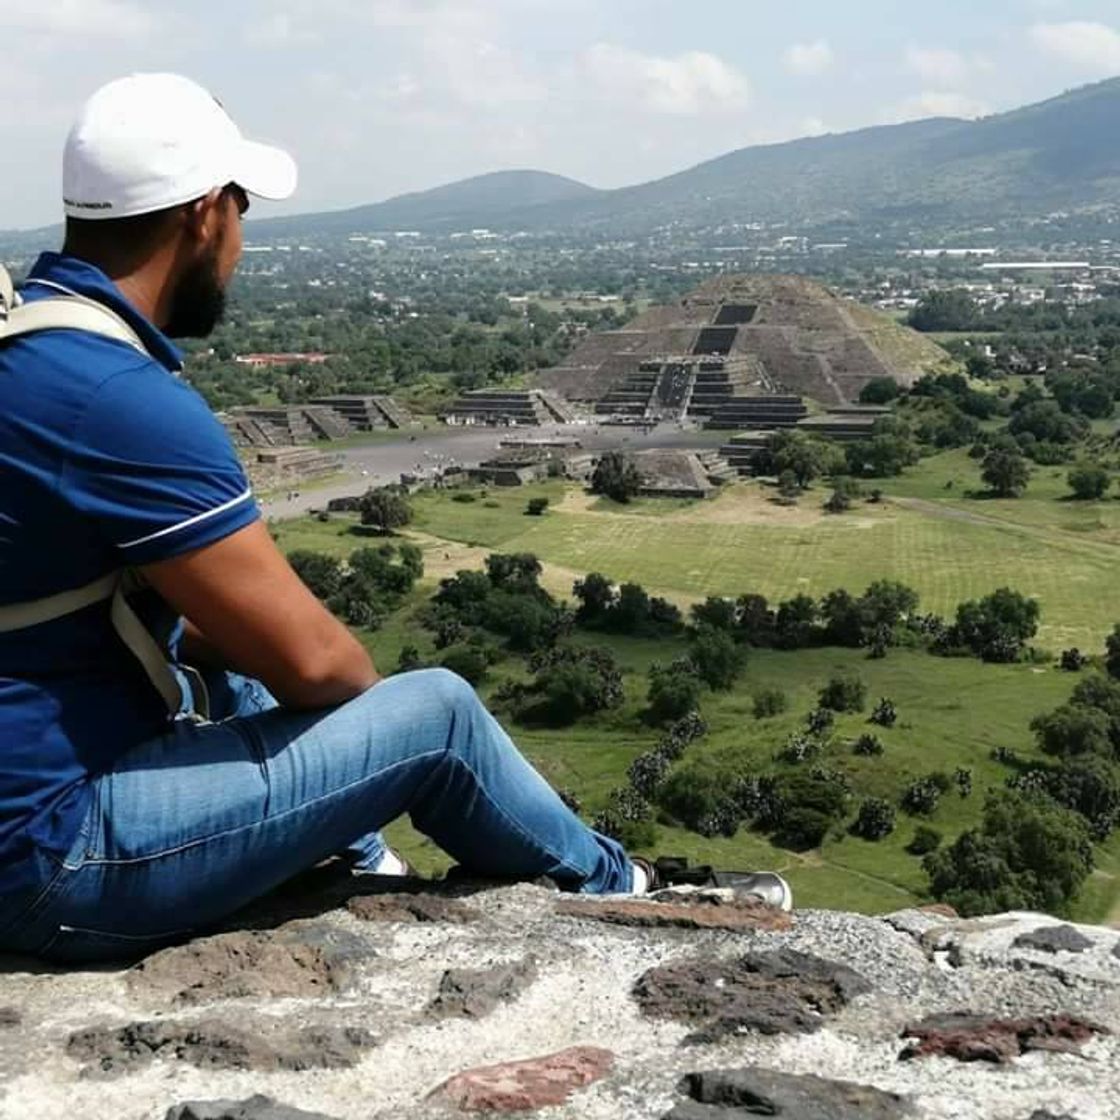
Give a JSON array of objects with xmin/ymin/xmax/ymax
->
[{"xmin": 141, "ymin": 521, "xmax": 378, "ymax": 709}]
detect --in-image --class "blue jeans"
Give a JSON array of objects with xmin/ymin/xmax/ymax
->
[{"xmin": 0, "ymin": 668, "xmax": 632, "ymax": 963}]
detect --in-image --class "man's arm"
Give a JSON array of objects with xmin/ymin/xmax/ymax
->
[{"xmin": 141, "ymin": 521, "xmax": 379, "ymax": 709}]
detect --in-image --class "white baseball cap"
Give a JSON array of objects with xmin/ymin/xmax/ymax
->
[{"xmin": 63, "ymin": 73, "xmax": 298, "ymax": 220}]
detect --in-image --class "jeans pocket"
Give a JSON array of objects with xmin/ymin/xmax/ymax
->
[{"xmin": 36, "ymin": 923, "xmax": 188, "ymax": 965}]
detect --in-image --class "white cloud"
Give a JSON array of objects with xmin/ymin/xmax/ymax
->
[
  {"xmin": 0, "ymin": 0, "xmax": 159, "ymax": 39},
  {"xmin": 800, "ymin": 116, "xmax": 828, "ymax": 136},
  {"xmin": 244, "ymin": 12, "xmax": 321, "ymax": 48},
  {"xmin": 1030, "ymin": 21, "xmax": 1120, "ymax": 76},
  {"xmin": 783, "ymin": 40, "xmax": 833, "ymax": 77},
  {"xmin": 582, "ymin": 43, "xmax": 750, "ymax": 115},
  {"xmin": 904, "ymin": 46, "xmax": 969, "ymax": 85},
  {"xmin": 887, "ymin": 90, "xmax": 990, "ymax": 123}
]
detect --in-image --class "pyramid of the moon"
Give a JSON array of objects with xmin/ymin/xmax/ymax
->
[{"xmin": 537, "ymin": 274, "xmax": 950, "ymax": 419}]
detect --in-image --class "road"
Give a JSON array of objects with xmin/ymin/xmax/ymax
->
[{"xmin": 259, "ymin": 422, "xmax": 729, "ymax": 521}]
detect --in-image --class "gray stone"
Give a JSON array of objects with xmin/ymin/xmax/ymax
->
[
  {"xmin": 1012, "ymin": 925, "xmax": 1094, "ymax": 955},
  {"xmin": 1027, "ymin": 1112, "xmax": 1079, "ymax": 1120},
  {"xmin": 634, "ymin": 949, "xmax": 871, "ymax": 1044},
  {"xmin": 0, "ymin": 1008, "xmax": 20, "ymax": 1028},
  {"xmin": 166, "ymin": 1096, "xmax": 340, "ymax": 1120},
  {"xmin": 67, "ymin": 1018, "xmax": 377, "ymax": 1077},
  {"xmin": 665, "ymin": 1066, "xmax": 912, "ymax": 1118},
  {"xmin": 128, "ymin": 923, "xmax": 374, "ymax": 1006},
  {"xmin": 427, "ymin": 958, "xmax": 537, "ymax": 1019}
]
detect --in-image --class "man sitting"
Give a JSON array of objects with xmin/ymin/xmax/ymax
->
[{"xmin": 0, "ymin": 74, "xmax": 788, "ymax": 963}]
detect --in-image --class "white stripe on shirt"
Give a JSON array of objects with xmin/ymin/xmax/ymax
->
[{"xmin": 117, "ymin": 487, "xmax": 255, "ymax": 550}]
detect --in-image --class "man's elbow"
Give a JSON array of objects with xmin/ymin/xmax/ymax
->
[{"xmin": 274, "ymin": 642, "xmax": 378, "ymax": 709}]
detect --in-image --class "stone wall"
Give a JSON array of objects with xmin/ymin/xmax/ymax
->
[{"xmin": 2, "ymin": 871, "xmax": 1117, "ymax": 1119}]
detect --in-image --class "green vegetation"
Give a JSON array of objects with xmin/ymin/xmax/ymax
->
[{"xmin": 273, "ymin": 432, "xmax": 1120, "ymax": 920}]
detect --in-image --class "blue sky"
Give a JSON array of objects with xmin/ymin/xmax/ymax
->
[{"xmin": 4, "ymin": 0, "xmax": 1120, "ymax": 228}]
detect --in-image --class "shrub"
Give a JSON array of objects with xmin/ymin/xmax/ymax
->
[
  {"xmin": 1067, "ymin": 464, "xmax": 1111, "ymax": 501},
  {"xmin": 907, "ymin": 826, "xmax": 942, "ymax": 855},
  {"xmin": 1031, "ymin": 703, "xmax": 1112, "ymax": 759},
  {"xmin": 526, "ymin": 497, "xmax": 550, "ymax": 516},
  {"xmin": 870, "ymin": 698, "xmax": 898, "ymax": 727},
  {"xmin": 396, "ymin": 644, "xmax": 424, "ymax": 673},
  {"xmin": 688, "ymin": 625, "xmax": 745, "ymax": 691},
  {"xmin": 614, "ymin": 817, "xmax": 658, "ymax": 850},
  {"xmin": 852, "ymin": 733, "xmax": 885, "ymax": 757},
  {"xmin": 439, "ymin": 645, "xmax": 490, "ymax": 686},
  {"xmin": 901, "ymin": 777, "xmax": 943, "ymax": 816},
  {"xmin": 1108, "ymin": 625, "xmax": 1120, "ymax": 681},
  {"xmin": 776, "ymin": 732, "xmax": 821, "ymax": 765},
  {"xmin": 648, "ymin": 663, "xmax": 702, "ymax": 723},
  {"xmin": 753, "ymin": 688, "xmax": 789, "ymax": 720},
  {"xmin": 287, "ymin": 550, "xmax": 344, "ymax": 600},
  {"xmin": 818, "ymin": 672, "xmax": 867, "ymax": 713},
  {"xmin": 947, "ymin": 588, "xmax": 1040, "ymax": 663},
  {"xmin": 765, "ymin": 773, "xmax": 850, "ymax": 850},
  {"xmin": 591, "ymin": 451, "xmax": 641, "ymax": 503},
  {"xmin": 852, "ymin": 797, "xmax": 896, "ymax": 841},
  {"xmin": 358, "ymin": 486, "xmax": 413, "ymax": 533},
  {"xmin": 1060, "ymin": 648, "xmax": 1088, "ymax": 672},
  {"xmin": 806, "ymin": 707, "xmax": 835, "ymax": 736},
  {"xmin": 451, "ymin": 491, "xmax": 478, "ymax": 503}
]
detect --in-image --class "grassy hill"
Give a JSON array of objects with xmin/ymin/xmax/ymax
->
[{"xmin": 272, "ymin": 454, "xmax": 1120, "ymax": 923}]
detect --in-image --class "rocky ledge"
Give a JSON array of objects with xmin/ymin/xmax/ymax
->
[{"xmin": 1, "ymin": 868, "xmax": 1118, "ymax": 1120}]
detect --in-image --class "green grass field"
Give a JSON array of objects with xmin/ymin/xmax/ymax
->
[{"xmin": 273, "ymin": 453, "xmax": 1120, "ymax": 921}]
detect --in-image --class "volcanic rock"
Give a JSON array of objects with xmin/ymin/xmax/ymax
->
[
  {"xmin": 899, "ymin": 1012, "xmax": 1107, "ymax": 1063},
  {"xmin": 427, "ymin": 958, "xmax": 537, "ymax": 1019}
]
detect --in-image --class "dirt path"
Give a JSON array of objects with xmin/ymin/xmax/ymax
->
[{"xmin": 892, "ymin": 496, "xmax": 1017, "ymax": 530}]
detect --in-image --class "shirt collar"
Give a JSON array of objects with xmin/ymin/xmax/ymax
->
[{"xmin": 23, "ymin": 252, "xmax": 184, "ymax": 373}]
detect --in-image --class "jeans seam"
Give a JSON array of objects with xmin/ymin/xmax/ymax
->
[{"xmin": 79, "ymin": 748, "xmax": 447, "ymax": 867}]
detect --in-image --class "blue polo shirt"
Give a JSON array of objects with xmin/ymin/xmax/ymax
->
[{"xmin": 0, "ymin": 253, "xmax": 259, "ymax": 898}]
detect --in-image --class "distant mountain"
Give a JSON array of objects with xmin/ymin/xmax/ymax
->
[
  {"xmin": 251, "ymin": 170, "xmax": 600, "ymax": 238},
  {"xmin": 256, "ymin": 77, "xmax": 1120, "ymax": 238}
]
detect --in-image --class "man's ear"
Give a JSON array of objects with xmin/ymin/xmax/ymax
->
[{"xmin": 183, "ymin": 188, "xmax": 224, "ymax": 247}]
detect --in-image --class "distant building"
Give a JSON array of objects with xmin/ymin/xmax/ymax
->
[{"xmin": 234, "ymin": 352, "xmax": 331, "ymax": 367}]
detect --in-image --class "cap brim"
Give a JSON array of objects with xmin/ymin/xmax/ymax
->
[{"xmin": 232, "ymin": 138, "xmax": 298, "ymax": 201}]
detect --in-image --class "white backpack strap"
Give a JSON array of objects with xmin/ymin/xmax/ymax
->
[
  {"xmin": 0, "ymin": 290, "xmax": 147, "ymax": 354},
  {"xmin": 0, "ymin": 570, "xmax": 188, "ymax": 719}
]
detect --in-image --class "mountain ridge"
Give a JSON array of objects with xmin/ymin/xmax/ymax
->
[{"xmin": 248, "ymin": 76, "xmax": 1120, "ymax": 238}]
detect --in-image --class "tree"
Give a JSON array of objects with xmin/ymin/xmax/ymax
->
[
  {"xmin": 690, "ymin": 596, "xmax": 739, "ymax": 633},
  {"xmin": 907, "ymin": 826, "xmax": 942, "ymax": 855},
  {"xmin": 591, "ymin": 451, "xmax": 641, "ymax": 503},
  {"xmin": 765, "ymin": 773, "xmax": 850, "ymax": 850},
  {"xmin": 950, "ymin": 588, "xmax": 1040, "ymax": 663},
  {"xmin": 1031, "ymin": 704, "xmax": 1113, "ymax": 759},
  {"xmin": 287, "ymin": 550, "xmax": 343, "ymax": 599},
  {"xmin": 870, "ymin": 698, "xmax": 898, "ymax": 727},
  {"xmin": 775, "ymin": 595, "xmax": 818, "ymax": 649},
  {"xmin": 1067, "ymin": 464, "xmax": 1111, "ymax": 501},
  {"xmin": 908, "ymin": 289, "xmax": 979, "ymax": 332},
  {"xmin": 485, "ymin": 553, "xmax": 544, "ymax": 595},
  {"xmin": 767, "ymin": 431, "xmax": 846, "ymax": 489},
  {"xmin": 924, "ymin": 790, "xmax": 1094, "ymax": 917},
  {"xmin": 439, "ymin": 645, "xmax": 490, "ymax": 686},
  {"xmin": 358, "ymin": 487, "xmax": 412, "ymax": 534},
  {"xmin": 572, "ymin": 572, "xmax": 615, "ymax": 624},
  {"xmin": 981, "ymin": 447, "xmax": 1030, "ymax": 497},
  {"xmin": 852, "ymin": 798, "xmax": 896, "ymax": 841},
  {"xmin": 648, "ymin": 663, "xmax": 702, "ymax": 723},
  {"xmin": 1109, "ymin": 625, "xmax": 1120, "ymax": 681},
  {"xmin": 688, "ymin": 625, "xmax": 745, "ymax": 690},
  {"xmin": 516, "ymin": 646, "xmax": 625, "ymax": 726},
  {"xmin": 859, "ymin": 377, "xmax": 901, "ymax": 405}
]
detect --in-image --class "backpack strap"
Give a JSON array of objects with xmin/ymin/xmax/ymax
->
[
  {"xmin": 0, "ymin": 265, "xmax": 198, "ymax": 720},
  {"xmin": 0, "ymin": 267, "xmax": 146, "ymax": 354}
]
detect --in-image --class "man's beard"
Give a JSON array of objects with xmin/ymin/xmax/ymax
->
[{"xmin": 163, "ymin": 251, "xmax": 227, "ymax": 338}]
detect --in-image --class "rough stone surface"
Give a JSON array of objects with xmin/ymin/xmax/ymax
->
[
  {"xmin": 634, "ymin": 948, "xmax": 871, "ymax": 1043},
  {"xmin": 347, "ymin": 893, "xmax": 480, "ymax": 925},
  {"xmin": 430, "ymin": 1046, "xmax": 614, "ymax": 1112},
  {"xmin": 428, "ymin": 958, "xmax": 537, "ymax": 1019},
  {"xmin": 664, "ymin": 1066, "xmax": 912, "ymax": 1119},
  {"xmin": 557, "ymin": 896, "xmax": 793, "ymax": 933},
  {"xmin": 166, "ymin": 1096, "xmax": 341, "ymax": 1120},
  {"xmin": 4, "ymin": 883, "xmax": 1120, "ymax": 1119},
  {"xmin": 900, "ymin": 1012, "xmax": 1107, "ymax": 1063},
  {"xmin": 1012, "ymin": 925, "xmax": 1095, "ymax": 955},
  {"xmin": 128, "ymin": 924, "xmax": 373, "ymax": 1006},
  {"xmin": 0, "ymin": 1008, "xmax": 19, "ymax": 1028},
  {"xmin": 67, "ymin": 1018, "xmax": 377, "ymax": 1076}
]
